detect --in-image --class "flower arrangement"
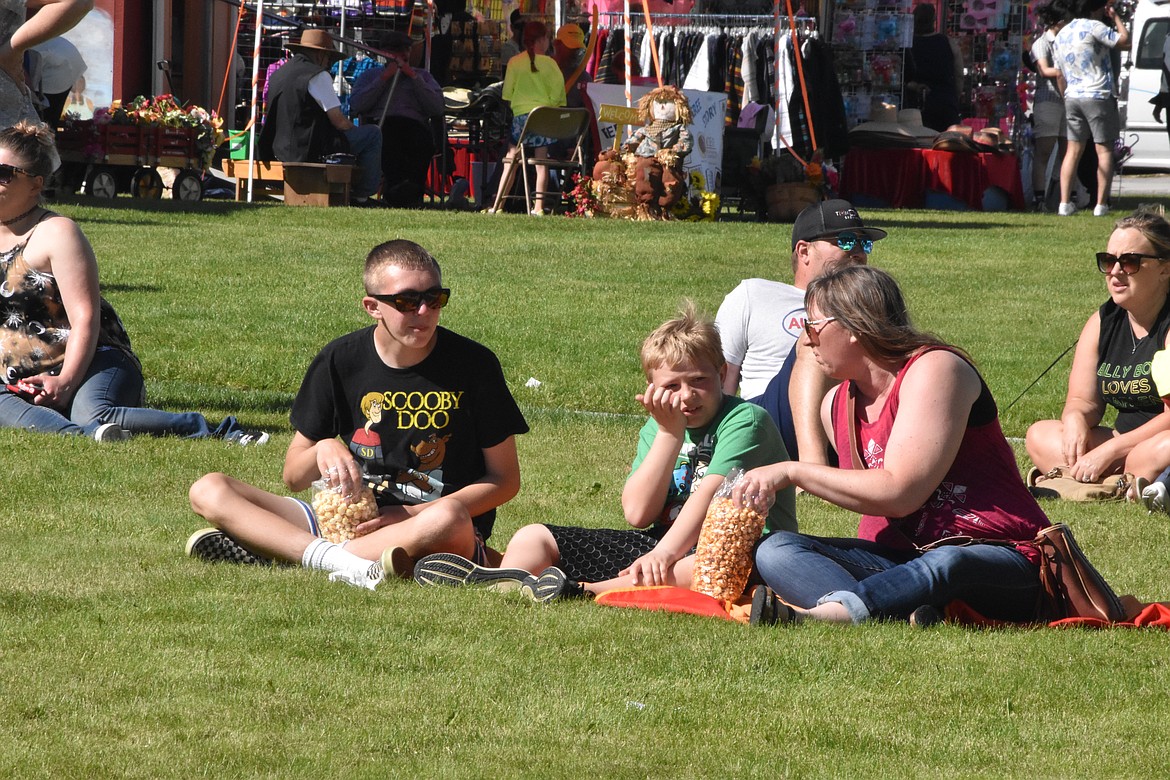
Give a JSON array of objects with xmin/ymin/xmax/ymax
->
[
  {"xmin": 564, "ymin": 173, "xmax": 601, "ymax": 218},
  {"xmin": 671, "ymin": 170, "xmax": 720, "ymax": 222},
  {"xmin": 77, "ymin": 94, "xmax": 225, "ymax": 171}
]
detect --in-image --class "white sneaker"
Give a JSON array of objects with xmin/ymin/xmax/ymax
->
[
  {"xmin": 327, "ymin": 559, "xmax": 384, "ymax": 591},
  {"xmin": 1057, "ymin": 202, "xmax": 1076, "ymax": 216},
  {"xmin": 93, "ymin": 422, "xmax": 130, "ymax": 442},
  {"xmin": 1141, "ymin": 481, "xmax": 1169, "ymax": 514},
  {"xmin": 1093, "ymin": 204, "xmax": 1110, "ymax": 217}
]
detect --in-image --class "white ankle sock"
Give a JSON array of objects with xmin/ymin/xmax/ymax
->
[{"xmin": 302, "ymin": 538, "xmax": 369, "ymax": 575}]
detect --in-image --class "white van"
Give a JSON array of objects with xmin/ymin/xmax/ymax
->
[{"xmin": 1122, "ymin": 0, "xmax": 1170, "ymax": 169}]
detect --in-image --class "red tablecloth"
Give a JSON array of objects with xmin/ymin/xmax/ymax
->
[{"xmin": 840, "ymin": 147, "xmax": 1025, "ymax": 211}]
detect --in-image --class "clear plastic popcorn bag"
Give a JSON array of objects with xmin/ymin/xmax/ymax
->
[
  {"xmin": 692, "ymin": 468, "xmax": 768, "ymax": 602},
  {"xmin": 311, "ymin": 478, "xmax": 378, "ymax": 544}
]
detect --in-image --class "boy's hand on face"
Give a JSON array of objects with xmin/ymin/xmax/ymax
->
[{"xmin": 636, "ymin": 382, "xmax": 687, "ymax": 436}]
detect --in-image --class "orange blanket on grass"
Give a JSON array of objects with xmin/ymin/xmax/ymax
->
[
  {"xmin": 595, "ymin": 585, "xmax": 749, "ymax": 622},
  {"xmin": 947, "ymin": 596, "xmax": 1170, "ymax": 629},
  {"xmin": 597, "ymin": 587, "xmax": 1170, "ymax": 629}
]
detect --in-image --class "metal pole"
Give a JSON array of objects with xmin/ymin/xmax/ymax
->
[
  {"xmin": 246, "ymin": 0, "xmax": 265, "ymax": 203},
  {"xmin": 622, "ymin": 0, "xmax": 631, "ymax": 108}
]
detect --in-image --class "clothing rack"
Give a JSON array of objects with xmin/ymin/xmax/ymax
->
[
  {"xmin": 591, "ymin": 9, "xmax": 824, "ymax": 157},
  {"xmin": 596, "ymin": 11, "xmax": 816, "ymax": 32}
]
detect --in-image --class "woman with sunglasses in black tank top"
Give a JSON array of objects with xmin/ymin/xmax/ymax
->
[{"xmin": 1026, "ymin": 208, "xmax": 1170, "ymax": 489}]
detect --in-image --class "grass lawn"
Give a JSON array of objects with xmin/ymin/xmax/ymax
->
[{"xmin": 2, "ymin": 196, "xmax": 1168, "ymax": 778}]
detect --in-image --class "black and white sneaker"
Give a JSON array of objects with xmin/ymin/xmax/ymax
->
[
  {"xmin": 185, "ymin": 528, "xmax": 270, "ymax": 565},
  {"xmin": 328, "ymin": 558, "xmax": 385, "ymax": 591},
  {"xmin": 412, "ymin": 552, "xmax": 531, "ymax": 592},
  {"xmin": 521, "ymin": 566, "xmax": 587, "ymax": 604}
]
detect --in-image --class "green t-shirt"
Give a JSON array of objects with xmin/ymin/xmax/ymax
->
[{"xmin": 627, "ymin": 395, "xmax": 797, "ymax": 534}]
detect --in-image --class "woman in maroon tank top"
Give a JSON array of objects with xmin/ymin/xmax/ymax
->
[{"xmin": 732, "ymin": 265, "xmax": 1049, "ymax": 626}]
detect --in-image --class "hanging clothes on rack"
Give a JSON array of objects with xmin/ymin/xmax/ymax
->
[
  {"xmin": 788, "ymin": 35, "xmax": 848, "ymax": 160},
  {"xmin": 592, "ymin": 12, "xmax": 838, "ymax": 157}
]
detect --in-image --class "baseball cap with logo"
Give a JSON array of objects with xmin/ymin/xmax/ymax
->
[
  {"xmin": 791, "ymin": 199, "xmax": 887, "ymax": 250},
  {"xmin": 555, "ymin": 23, "xmax": 586, "ymax": 49}
]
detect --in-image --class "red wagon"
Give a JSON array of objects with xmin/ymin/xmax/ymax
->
[{"xmin": 56, "ymin": 119, "xmax": 210, "ymax": 201}]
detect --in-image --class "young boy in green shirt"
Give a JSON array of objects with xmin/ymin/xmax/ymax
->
[{"xmin": 413, "ymin": 302, "xmax": 797, "ymax": 601}]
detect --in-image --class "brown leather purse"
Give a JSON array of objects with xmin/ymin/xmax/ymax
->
[{"xmin": 1033, "ymin": 523, "xmax": 1126, "ymax": 622}]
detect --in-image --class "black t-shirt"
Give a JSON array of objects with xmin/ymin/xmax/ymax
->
[
  {"xmin": 1097, "ymin": 297, "xmax": 1170, "ymax": 433},
  {"xmin": 290, "ymin": 325, "xmax": 529, "ymax": 539}
]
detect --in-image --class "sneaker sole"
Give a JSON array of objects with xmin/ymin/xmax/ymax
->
[
  {"xmin": 412, "ymin": 552, "xmax": 529, "ymax": 592},
  {"xmin": 523, "ymin": 566, "xmax": 572, "ymax": 604},
  {"xmin": 749, "ymin": 585, "xmax": 795, "ymax": 626},
  {"xmin": 94, "ymin": 423, "xmax": 131, "ymax": 442},
  {"xmin": 750, "ymin": 585, "xmax": 778, "ymax": 626}
]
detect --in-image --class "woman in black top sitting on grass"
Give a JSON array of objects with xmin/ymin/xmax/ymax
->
[{"xmin": 1026, "ymin": 208, "xmax": 1170, "ymax": 488}]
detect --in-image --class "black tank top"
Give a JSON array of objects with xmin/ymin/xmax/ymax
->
[{"xmin": 1096, "ymin": 296, "xmax": 1170, "ymax": 432}]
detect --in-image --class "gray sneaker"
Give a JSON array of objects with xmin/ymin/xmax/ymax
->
[
  {"xmin": 185, "ymin": 528, "xmax": 270, "ymax": 565},
  {"xmin": 412, "ymin": 552, "xmax": 531, "ymax": 592},
  {"xmin": 520, "ymin": 566, "xmax": 587, "ymax": 604}
]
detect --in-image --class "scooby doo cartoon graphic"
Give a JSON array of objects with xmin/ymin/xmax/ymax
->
[{"xmin": 397, "ymin": 432, "xmax": 449, "ymax": 501}]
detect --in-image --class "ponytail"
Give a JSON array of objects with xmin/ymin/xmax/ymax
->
[{"xmin": 521, "ymin": 21, "xmax": 547, "ymax": 73}]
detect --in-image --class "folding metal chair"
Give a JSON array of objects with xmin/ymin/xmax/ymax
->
[{"xmin": 493, "ymin": 106, "xmax": 591, "ymax": 214}]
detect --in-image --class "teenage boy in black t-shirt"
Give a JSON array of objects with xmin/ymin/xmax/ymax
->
[{"xmin": 185, "ymin": 240, "xmax": 529, "ymax": 589}]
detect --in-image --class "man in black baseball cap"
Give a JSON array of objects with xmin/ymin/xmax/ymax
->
[
  {"xmin": 715, "ymin": 198, "xmax": 886, "ymax": 464},
  {"xmin": 790, "ymin": 198, "xmax": 888, "ymax": 251}
]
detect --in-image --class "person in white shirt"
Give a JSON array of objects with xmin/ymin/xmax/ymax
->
[{"xmin": 715, "ymin": 199, "xmax": 885, "ymax": 464}]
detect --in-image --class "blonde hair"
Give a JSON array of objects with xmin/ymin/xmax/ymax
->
[
  {"xmin": 0, "ymin": 120, "xmax": 61, "ymax": 177},
  {"xmin": 364, "ymin": 239, "xmax": 441, "ymax": 291},
  {"xmin": 640, "ymin": 300, "xmax": 724, "ymax": 377}
]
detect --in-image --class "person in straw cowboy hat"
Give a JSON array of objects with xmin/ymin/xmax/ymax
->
[{"xmin": 259, "ymin": 28, "xmax": 383, "ymax": 206}]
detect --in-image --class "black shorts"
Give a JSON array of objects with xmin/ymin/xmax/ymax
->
[{"xmin": 545, "ymin": 524, "xmax": 669, "ymax": 583}]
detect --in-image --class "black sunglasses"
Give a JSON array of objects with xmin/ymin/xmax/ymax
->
[
  {"xmin": 0, "ymin": 163, "xmax": 38, "ymax": 185},
  {"xmin": 367, "ymin": 287, "xmax": 450, "ymax": 312},
  {"xmin": 1096, "ymin": 252, "xmax": 1165, "ymax": 274}
]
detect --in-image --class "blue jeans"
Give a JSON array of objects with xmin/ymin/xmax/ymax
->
[
  {"xmin": 345, "ymin": 124, "xmax": 383, "ymax": 199},
  {"xmin": 754, "ymin": 531, "xmax": 1041, "ymax": 623},
  {"xmin": 0, "ymin": 348, "xmax": 240, "ymax": 439}
]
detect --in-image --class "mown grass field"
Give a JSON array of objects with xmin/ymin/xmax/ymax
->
[{"xmin": 2, "ymin": 196, "xmax": 1167, "ymax": 778}]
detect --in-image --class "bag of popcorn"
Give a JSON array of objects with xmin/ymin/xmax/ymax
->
[
  {"xmin": 311, "ymin": 478, "xmax": 378, "ymax": 543},
  {"xmin": 692, "ymin": 468, "xmax": 768, "ymax": 602}
]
